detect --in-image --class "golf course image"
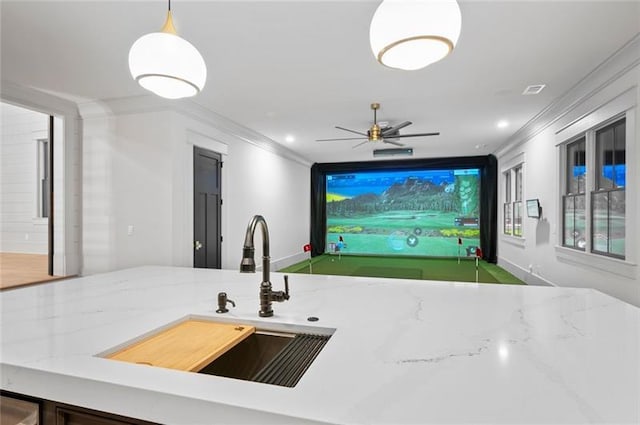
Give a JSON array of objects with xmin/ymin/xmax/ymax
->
[{"xmin": 326, "ymin": 168, "xmax": 481, "ymax": 257}]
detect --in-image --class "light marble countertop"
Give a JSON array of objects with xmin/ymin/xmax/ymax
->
[{"xmin": 1, "ymin": 266, "xmax": 639, "ymax": 424}]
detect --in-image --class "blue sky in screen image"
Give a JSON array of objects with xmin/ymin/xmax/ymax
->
[{"xmin": 327, "ymin": 169, "xmax": 479, "ymax": 198}]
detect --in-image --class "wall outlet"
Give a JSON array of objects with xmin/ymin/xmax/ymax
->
[{"xmin": 127, "ymin": 225, "xmax": 134, "ymax": 236}]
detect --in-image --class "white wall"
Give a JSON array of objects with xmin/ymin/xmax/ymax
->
[
  {"xmin": 222, "ymin": 130, "xmax": 311, "ymax": 271},
  {"xmin": 80, "ymin": 98, "xmax": 311, "ymax": 276},
  {"xmin": 0, "ymin": 102, "xmax": 49, "ymax": 254},
  {"xmin": 496, "ymin": 36, "xmax": 640, "ymax": 306},
  {"xmin": 82, "ymin": 110, "xmax": 175, "ymax": 273}
]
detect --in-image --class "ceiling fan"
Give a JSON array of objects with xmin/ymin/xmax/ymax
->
[{"xmin": 316, "ymin": 103, "xmax": 440, "ymax": 148}]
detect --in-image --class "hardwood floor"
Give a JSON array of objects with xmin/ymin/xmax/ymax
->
[{"xmin": 0, "ymin": 253, "xmax": 67, "ymax": 290}]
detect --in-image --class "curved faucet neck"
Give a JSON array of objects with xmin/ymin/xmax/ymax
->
[{"xmin": 243, "ymin": 215, "xmax": 270, "ymax": 284}]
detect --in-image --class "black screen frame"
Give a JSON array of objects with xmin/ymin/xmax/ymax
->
[{"xmin": 310, "ymin": 155, "xmax": 498, "ymax": 263}]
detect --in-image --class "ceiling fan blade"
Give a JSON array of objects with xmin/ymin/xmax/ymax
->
[
  {"xmin": 352, "ymin": 140, "xmax": 369, "ymax": 149},
  {"xmin": 381, "ymin": 121, "xmax": 412, "ymax": 135},
  {"xmin": 392, "ymin": 132, "xmax": 440, "ymax": 139},
  {"xmin": 335, "ymin": 126, "xmax": 368, "ymax": 137},
  {"xmin": 316, "ymin": 137, "xmax": 368, "ymax": 142},
  {"xmin": 383, "ymin": 140, "xmax": 405, "ymax": 147}
]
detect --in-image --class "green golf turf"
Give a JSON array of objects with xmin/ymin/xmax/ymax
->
[{"xmin": 279, "ymin": 254, "xmax": 524, "ymax": 285}]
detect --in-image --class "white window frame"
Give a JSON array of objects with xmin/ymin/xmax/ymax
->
[
  {"xmin": 36, "ymin": 138, "xmax": 49, "ymax": 219},
  {"xmin": 591, "ymin": 118, "xmax": 626, "ymax": 259},
  {"xmin": 562, "ymin": 135, "xmax": 587, "ymax": 251},
  {"xmin": 31, "ymin": 131, "xmax": 49, "ymax": 224},
  {"xmin": 555, "ymin": 89, "xmax": 636, "ymax": 278},
  {"xmin": 503, "ymin": 170, "xmax": 512, "ymax": 236},
  {"xmin": 513, "ymin": 165, "xmax": 523, "ymax": 237},
  {"xmin": 500, "ymin": 153, "xmax": 525, "ymax": 246}
]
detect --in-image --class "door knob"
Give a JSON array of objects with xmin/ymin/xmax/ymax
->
[{"xmin": 194, "ymin": 240, "xmax": 203, "ymax": 250}]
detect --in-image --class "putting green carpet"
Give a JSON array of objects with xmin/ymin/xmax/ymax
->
[
  {"xmin": 279, "ymin": 254, "xmax": 524, "ymax": 285},
  {"xmin": 355, "ymin": 266, "xmax": 423, "ymax": 280}
]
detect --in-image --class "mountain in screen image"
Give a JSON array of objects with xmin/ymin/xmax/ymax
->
[
  {"xmin": 325, "ymin": 170, "xmax": 480, "ymax": 257},
  {"xmin": 327, "ymin": 174, "xmax": 478, "ymax": 217}
]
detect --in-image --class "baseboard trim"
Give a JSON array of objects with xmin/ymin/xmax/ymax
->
[
  {"xmin": 255, "ymin": 252, "xmax": 310, "ymax": 273},
  {"xmin": 498, "ymin": 257, "xmax": 556, "ymax": 287}
]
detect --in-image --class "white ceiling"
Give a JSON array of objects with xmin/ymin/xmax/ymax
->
[{"xmin": 2, "ymin": 1, "xmax": 639, "ymax": 164}]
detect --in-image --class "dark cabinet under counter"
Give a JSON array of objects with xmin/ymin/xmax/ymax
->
[{"xmin": 1, "ymin": 392, "xmax": 157, "ymax": 425}]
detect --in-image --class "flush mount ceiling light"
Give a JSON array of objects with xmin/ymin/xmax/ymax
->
[
  {"xmin": 370, "ymin": 0, "xmax": 462, "ymax": 71},
  {"xmin": 128, "ymin": 0, "xmax": 206, "ymax": 99}
]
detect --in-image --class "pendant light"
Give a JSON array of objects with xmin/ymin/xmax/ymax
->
[
  {"xmin": 128, "ymin": 0, "xmax": 207, "ymax": 99},
  {"xmin": 369, "ymin": 0, "xmax": 462, "ymax": 71}
]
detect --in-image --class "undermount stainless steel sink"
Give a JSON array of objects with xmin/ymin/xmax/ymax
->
[
  {"xmin": 100, "ymin": 315, "xmax": 333, "ymax": 388},
  {"xmin": 198, "ymin": 329, "xmax": 331, "ymax": 387}
]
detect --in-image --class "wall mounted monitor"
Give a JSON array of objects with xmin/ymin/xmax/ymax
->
[{"xmin": 526, "ymin": 199, "xmax": 541, "ymax": 218}]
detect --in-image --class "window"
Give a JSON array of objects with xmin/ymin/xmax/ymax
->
[
  {"xmin": 592, "ymin": 119, "xmax": 625, "ymax": 258},
  {"xmin": 561, "ymin": 117, "xmax": 625, "ymax": 259},
  {"xmin": 37, "ymin": 138, "xmax": 49, "ymax": 218},
  {"xmin": 513, "ymin": 166, "xmax": 523, "ymax": 237},
  {"xmin": 563, "ymin": 137, "xmax": 586, "ymax": 250},
  {"xmin": 503, "ymin": 171, "xmax": 512, "ymax": 235},
  {"xmin": 503, "ymin": 164, "xmax": 523, "ymax": 237}
]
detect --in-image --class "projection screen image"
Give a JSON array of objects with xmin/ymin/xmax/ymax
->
[{"xmin": 326, "ymin": 168, "xmax": 481, "ymax": 257}]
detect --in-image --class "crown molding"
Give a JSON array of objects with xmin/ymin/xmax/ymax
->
[
  {"xmin": 77, "ymin": 94, "xmax": 312, "ymax": 167},
  {"xmin": 0, "ymin": 80, "xmax": 80, "ymax": 118},
  {"xmin": 495, "ymin": 33, "xmax": 640, "ymax": 158}
]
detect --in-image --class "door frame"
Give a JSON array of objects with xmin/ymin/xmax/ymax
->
[
  {"xmin": 47, "ymin": 115, "xmax": 54, "ymax": 275},
  {"xmin": 1, "ymin": 82, "xmax": 82, "ymax": 277}
]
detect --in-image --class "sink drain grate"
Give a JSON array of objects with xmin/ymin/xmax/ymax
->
[{"xmin": 253, "ymin": 333, "xmax": 330, "ymax": 387}]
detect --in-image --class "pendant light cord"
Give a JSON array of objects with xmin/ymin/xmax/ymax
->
[{"xmin": 168, "ymin": 0, "xmax": 171, "ymax": 11}]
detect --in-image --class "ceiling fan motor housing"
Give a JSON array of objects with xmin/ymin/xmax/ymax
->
[{"xmin": 368, "ymin": 124, "xmax": 382, "ymax": 141}]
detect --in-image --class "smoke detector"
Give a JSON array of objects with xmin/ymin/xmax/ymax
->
[{"xmin": 522, "ymin": 84, "xmax": 546, "ymax": 95}]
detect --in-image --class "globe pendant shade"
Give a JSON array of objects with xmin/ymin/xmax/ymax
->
[
  {"xmin": 129, "ymin": 31, "xmax": 207, "ymax": 99},
  {"xmin": 370, "ymin": 0, "xmax": 462, "ymax": 71}
]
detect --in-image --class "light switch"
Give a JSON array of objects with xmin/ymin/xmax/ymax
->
[{"xmin": 127, "ymin": 225, "xmax": 134, "ymax": 236}]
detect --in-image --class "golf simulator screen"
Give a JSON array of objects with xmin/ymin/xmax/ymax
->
[{"xmin": 325, "ymin": 168, "xmax": 481, "ymax": 257}]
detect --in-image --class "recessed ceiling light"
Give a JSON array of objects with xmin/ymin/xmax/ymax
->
[
  {"xmin": 522, "ymin": 84, "xmax": 546, "ymax": 95},
  {"xmin": 497, "ymin": 120, "xmax": 509, "ymax": 129},
  {"xmin": 285, "ymin": 135, "xmax": 295, "ymax": 143}
]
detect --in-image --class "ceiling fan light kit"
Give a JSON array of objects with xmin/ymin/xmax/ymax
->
[
  {"xmin": 370, "ymin": 0, "xmax": 462, "ymax": 71},
  {"xmin": 129, "ymin": 1, "xmax": 207, "ymax": 99}
]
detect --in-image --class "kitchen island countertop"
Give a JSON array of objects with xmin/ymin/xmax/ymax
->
[{"xmin": 1, "ymin": 266, "xmax": 638, "ymax": 424}]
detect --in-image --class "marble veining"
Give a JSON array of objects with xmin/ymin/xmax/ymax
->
[{"xmin": 1, "ymin": 266, "xmax": 639, "ymax": 424}]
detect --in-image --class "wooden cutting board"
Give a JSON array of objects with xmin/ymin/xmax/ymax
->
[{"xmin": 107, "ymin": 319, "xmax": 255, "ymax": 372}]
